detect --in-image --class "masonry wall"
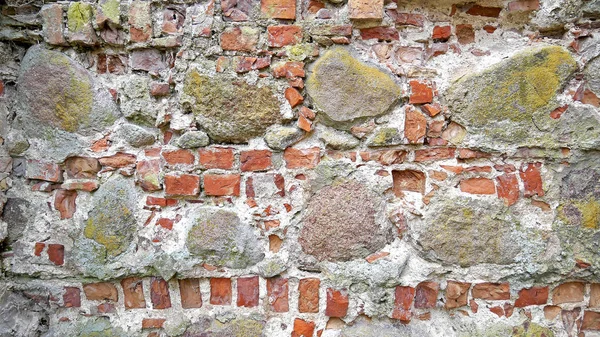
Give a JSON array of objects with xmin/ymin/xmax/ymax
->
[{"xmin": 1, "ymin": 0, "xmax": 600, "ymax": 336}]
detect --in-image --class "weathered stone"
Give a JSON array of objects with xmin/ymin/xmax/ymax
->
[
  {"xmin": 177, "ymin": 131, "xmax": 210, "ymax": 148},
  {"xmin": 186, "ymin": 208, "xmax": 263, "ymax": 268},
  {"xmin": 416, "ymin": 197, "xmax": 522, "ymax": 267},
  {"xmin": 299, "ymin": 181, "xmax": 392, "ymax": 261},
  {"xmin": 3, "ymin": 198, "xmax": 31, "ymax": 244},
  {"xmin": 183, "ymin": 70, "xmax": 282, "ymax": 143},
  {"xmin": 83, "ymin": 177, "xmax": 137, "ymax": 257},
  {"xmin": 585, "ymin": 56, "xmax": 600, "ymax": 97},
  {"xmin": 67, "ymin": 2, "xmax": 98, "ymax": 45},
  {"xmin": 183, "ymin": 316, "xmax": 265, "ymax": 337},
  {"xmin": 119, "ymin": 75, "xmax": 159, "ymax": 126},
  {"xmin": 367, "ymin": 127, "xmax": 403, "ymax": 147},
  {"xmin": 0, "ymin": 286, "xmax": 50, "ymax": 337},
  {"xmin": 96, "ymin": 0, "xmax": 121, "ymax": 28},
  {"xmin": 41, "ymin": 4, "xmax": 66, "ymax": 45},
  {"xmin": 264, "ymin": 125, "xmax": 305, "ymax": 150},
  {"xmin": 114, "ymin": 123, "xmax": 156, "ymax": 147},
  {"xmin": 306, "ymin": 48, "xmax": 401, "ymax": 129},
  {"xmin": 447, "ymin": 46, "xmax": 577, "ymax": 150},
  {"xmin": 17, "ymin": 46, "xmax": 119, "ymax": 136},
  {"xmin": 317, "ymin": 125, "xmax": 360, "ymax": 150}
]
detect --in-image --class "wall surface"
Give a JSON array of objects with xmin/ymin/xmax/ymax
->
[{"xmin": 1, "ymin": 0, "xmax": 600, "ymax": 335}]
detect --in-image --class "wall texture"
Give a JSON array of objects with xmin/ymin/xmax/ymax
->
[{"xmin": 1, "ymin": 0, "xmax": 600, "ymax": 335}]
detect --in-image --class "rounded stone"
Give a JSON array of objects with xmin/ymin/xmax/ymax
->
[
  {"xmin": 176, "ymin": 130, "xmax": 210, "ymax": 148},
  {"xmin": 299, "ymin": 181, "xmax": 392, "ymax": 261},
  {"xmin": 182, "ymin": 70, "xmax": 282, "ymax": 143},
  {"xmin": 186, "ymin": 209, "xmax": 263, "ymax": 268},
  {"xmin": 306, "ymin": 47, "xmax": 401, "ymax": 128}
]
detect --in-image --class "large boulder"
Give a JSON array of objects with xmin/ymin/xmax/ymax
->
[
  {"xmin": 306, "ymin": 47, "xmax": 401, "ymax": 129},
  {"xmin": 186, "ymin": 209, "xmax": 263, "ymax": 268},
  {"xmin": 299, "ymin": 181, "xmax": 392, "ymax": 261},
  {"xmin": 182, "ymin": 70, "xmax": 282, "ymax": 143},
  {"xmin": 446, "ymin": 46, "xmax": 579, "ymax": 150}
]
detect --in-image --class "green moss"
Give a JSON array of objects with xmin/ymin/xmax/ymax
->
[
  {"xmin": 368, "ymin": 127, "xmax": 402, "ymax": 147},
  {"xmin": 100, "ymin": 0, "xmax": 120, "ymax": 24},
  {"xmin": 512, "ymin": 322, "xmax": 554, "ymax": 337},
  {"xmin": 67, "ymin": 2, "xmax": 93, "ymax": 33},
  {"xmin": 54, "ymin": 75, "xmax": 92, "ymax": 132}
]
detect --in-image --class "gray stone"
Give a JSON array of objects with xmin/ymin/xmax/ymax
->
[
  {"xmin": 176, "ymin": 130, "xmax": 210, "ymax": 148},
  {"xmin": 299, "ymin": 181, "xmax": 392, "ymax": 261},
  {"xmin": 2, "ymin": 198, "xmax": 31, "ymax": 244},
  {"xmin": 114, "ymin": 123, "xmax": 156, "ymax": 147},
  {"xmin": 0, "ymin": 286, "xmax": 49, "ymax": 336},
  {"xmin": 446, "ymin": 46, "xmax": 578, "ymax": 151},
  {"xmin": 119, "ymin": 75, "xmax": 158, "ymax": 126},
  {"xmin": 83, "ymin": 177, "xmax": 137, "ymax": 257},
  {"xmin": 183, "ymin": 70, "xmax": 282, "ymax": 143},
  {"xmin": 5, "ymin": 131, "xmax": 29, "ymax": 156},
  {"xmin": 583, "ymin": 0, "xmax": 600, "ymax": 18},
  {"xmin": 186, "ymin": 209, "xmax": 264, "ymax": 269},
  {"xmin": 317, "ymin": 125, "xmax": 360, "ymax": 150},
  {"xmin": 585, "ymin": 56, "xmax": 600, "ymax": 96},
  {"xmin": 183, "ymin": 316, "xmax": 265, "ymax": 337},
  {"xmin": 306, "ymin": 47, "xmax": 401, "ymax": 129},
  {"xmin": 264, "ymin": 125, "xmax": 305, "ymax": 150}
]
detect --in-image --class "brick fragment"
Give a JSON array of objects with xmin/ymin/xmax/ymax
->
[
  {"xmin": 392, "ymin": 170, "xmax": 426, "ymax": 196},
  {"xmin": 47, "ymin": 244, "xmax": 64, "ymax": 266},
  {"xmin": 326, "ymin": 288, "xmax": 349, "ymax": 318},
  {"xmin": 142, "ymin": 318, "xmax": 166, "ymax": 329},
  {"xmin": 360, "ymin": 26, "xmax": 399, "ymax": 41},
  {"xmin": 150, "ymin": 83, "xmax": 170, "ymax": 97},
  {"xmin": 414, "ymin": 281, "xmax": 438, "ymax": 309},
  {"xmin": 284, "ymin": 147, "xmax": 321, "ymax": 169},
  {"xmin": 179, "ymin": 279, "xmax": 202, "ymax": 309},
  {"xmin": 150, "ymin": 278, "xmax": 171, "ymax": 309},
  {"xmin": 285, "ymin": 87, "xmax": 304, "ymax": 108},
  {"xmin": 129, "ymin": 1, "xmax": 152, "ymax": 42},
  {"xmin": 136, "ymin": 160, "xmax": 162, "ymax": 192},
  {"xmin": 272, "ymin": 62, "xmax": 305, "ymax": 79},
  {"xmin": 83, "ymin": 283, "xmax": 118, "ymax": 301},
  {"xmin": 241, "ymin": 150, "xmax": 272, "ymax": 172},
  {"xmin": 466, "ymin": 5, "xmax": 502, "ymax": 17},
  {"xmin": 99, "ymin": 152, "xmax": 136, "ymax": 168},
  {"xmin": 472, "ymin": 283, "xmax": 510, "ymax": 300},
  {"xmin": 162, "ymin": 149, "xmax": 195, "ymax": 165},
  {"xmin": 268, "ymin": 25, "xmax": 302, "ymax": 47},
  {"xmin": 267, "ymin": 277, "xmax": 289, "ymax": 312},
  {"xmin": 261, "ymin": 0, "xmax": 296, "ymax": 19},
  {"xmin": 409, "ymin": 80, "xmax": 433, "ymax": 104},
  {"xmin": 404, "ymin": 106, "xmax": 427, "ymax": 143},
  {"xmin": 146, "ymin": 196, "xmax": 177, "ymax": 207},
  {"xmin": 237, "ymin": 276, "xmax": 259, "ymax": 307},
  {"xmin": 299, "ymin": 278, "xmax": 320, "ymax": 313},
  {"xmin": 348, "ymin": 0, "xmax": 384, "ymax": 19},
  {"xmin": 590, "ymin": 283, "xmax": 600, "ymax": 308},
  {"xmin": 456, "ymin": 24, "xmax": 475, "ymax": 44},
  {"xmin": 292, "ymin": 318, "xmax": 315, "ymax": 337},
  {"xmin": 221, "ymin": 26, "xmax": 259, "ymax": 52},
  {"xmin": 552, "ymin": 282, "xmax": 584, "ymax": 305},
  {"xmin": 582, "ymin": 311, "xmax": 600, "ymax": 330},
  {"xmin": 122, "ymin": 277, "xmax": 146, "ymax": 309},
  {"xmin": 63, "ymin": 287, "xmax": 81, "ymax": 308},
  {"xmin": 496, "ymin": 173, "xmax": 519, "ymax": 206},
  {"xmin": 508, "ymin": 0, "xmax": 540, "ymax": 11},
  {"xmin": 459, "ymin": 178, "xmax": 496, "ymax": 195},
  {"xmin": 210, "ymin": 278, "xmax": 232, "ymax": 305},
  {"xmin": 445, "ymin": 281, "xmax": 470, "ymax": 309},
  {"xmin": 203, "ymin": 174, "xmax": 241, "ymax": 196},
  {"xmin": 26, "ymin": 160, "xmax": 62, "ymax": 182},
  {"xmin": 520, "ymin": 162, "xmax": 544, "ymax": 197},
  {"xmin": 199, "ymin": 148, "xmax": 235, "ymax": 169},
  {"xmin": 165, "ymin": 173, "xmax": 200, "ymax": 196},
  {"xmin": 55, "ymin": 189, "xmax": 77, "ymax": 219},
  {"xmin": 514, "ymin": 286, "xmax": 548, "ymax": 307},
  {"xmin": 432, "ymin": 26, "xmax": 451, "ymax": 41},
  {"xmin": 393, "ymin": 286, "xmax": 414, "ymax": 323}
]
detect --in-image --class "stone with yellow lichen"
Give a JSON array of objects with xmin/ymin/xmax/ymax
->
[{"xmin": 306, "ymin": 47, "xmax": 401, "ymax": 129}]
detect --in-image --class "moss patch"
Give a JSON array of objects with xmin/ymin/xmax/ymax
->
[{"xmin": 67, "ymin": 2, "xmax": 94, "ymax": 33}]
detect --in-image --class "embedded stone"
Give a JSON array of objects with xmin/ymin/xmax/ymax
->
[
  {"xmin": 176, "ymin": 131, "xmax": 210, "ymax": 149},
  {"xmin": 183, "ymin": 70, "xmax": 282, "ymax": 143},
  {"xmin": 84, "ymin": 177, "xmax": 137, "ymax": 257},
  {"xmin": 264, "ymin": 125, "xmax": 304, "ymax": 150},
  {"xmin": 17, "ymin": 46, "xmax": 119, "ymax": 135},
  {"xmin": 183, "ymin": 317, "xmax": 265, "ymax": 336},
  {"xmin": 306, "ymin": 48, "xmax": 401, "ymax": 129},
  {"xmin": 299, "ymin": 181, "xmax": 392, "ymax": 261},
  {"xmin": 186, "ymin": 209, "xmax": 263, "ymax": 268},
  {"xmin": 447, "ymin": 46, "xmax": 577, "ymax": 150}
]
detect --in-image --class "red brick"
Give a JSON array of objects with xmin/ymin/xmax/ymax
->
[
  {"xmin": 97, "ymin": 302, "xmax": 116, "ymax": 314},
  {"xmin": 496, "ymin": 173, "xmax": 519, "ymax": 206},
  {"xmin": 150, "ymin": 277, "xmax": 171, "ymax": 309},
  {"xmin": 146, "ymin": 196, "xmax": 177, "ymax": 207},
  {"xmin": 326, "ymin": 288, "xmax": 349, "ymax": 318},
  {"xmin": 456, "ymin": 24, "xmax": 475, "ymax": 44},
  {"xmin": 299, "ymin": 278, "xmax": 320, "ymax": 313},
  {"xmin": 483, "ymin": 25, "xmax": 497, "ymax": 33},
  {"xmin": 142, "ymin": 318, "xmax": 166, "ymax": 329},
  {"xmin": 83, "ymin": 282, "xmax": 118, "ymax": 301},
  {"xmin": 34, "ymin": 242, "xmax": 45, "ymax": 256},
  {"xmin": 203, "ymin": 174, "xmax": 241, "ymax": 196},
  {"xmin": 489, "ymin": 306, "xmax": 504, "ymax": 317},
  {"xmin": 122, "ymin": 277, "xmax": 147, "ymax": 309},
  {"xmin": 178, "ymin": 279, "xmax": 202, "ymax": 309},
  {"xmin": 99, "ymin": 152, "xmax": 136, "ymax": 168},
  {"xmin": 369, "ymin": 150, "xmax": 407, "ymax": 165},
  {"xmin": 268, "ymin": 25, "xmax": 302, "ymax": 47},
  {"xmin": 41, "ymin": 4, "xmax": 66, "ymax": 45},
  {"xmin": 164, "ymin": 173, "xmax": 200, "ymax": 196},
  {"xmin": 466, "ymin": 5, "xmax": 502, "ymax": 17},
  {"xmin": 404, "ymin": 106, "xmax": 427, "ymax": 143},
  {"xmin": 409, "ymin": 80, "xmax": 433, "ymax": 104},
  {"xmin": 392, "ymin": 170, "xmax": 426, "ymax": 196},
  {"xmin": 520, "ymin": 162, "xmax": 544, "ymax": 197},
  {"xmin": 47, "ymin": 244, "xmax": 64, "ymax": 266},
  {"xmin": 590, "ymin": 283, "xmax": 600, "ymax": 308},
  {"xmin": 240, "ymin": 150, "xmax": 272, "ymax": 172},
  {"xmin": 552, "ymin": 282, "xmax": 584, "ymax": 305},
  {"xmin": 393, "ymin": 286, "xmax": 414, "ymax": 323},
  {"xmin": 261, "ymin": 0, "xmax": 296, "ymax": 19},
  {"xmin": 459, "ymin": 178, "xmax": 496, "ymax": 195},
  {"xmin": 269, "ymin": 235, "xmax": 283, "ymax": 252},
  {"xmin": 55, "ymin": 189, "xmax": 77, "ymax": 220},
  {"xmin": 156, "ymin": 217, "xmax": 174, "ymax": 230},
  {"xmin": 150, "ymin": 82, "xmax": 170, "ymax": 97},
  {"xmin": 129, "ymin": 1, "xmax": 152, "ymax": 42},
  {"xmin": 162, "ymin": 149, "xmax": 194, "ymax": 165},
  {"xmin": 360, "ymin": 26, "xmax": 399, "ymax": 41},
  {"xmin": 65, "ymin": 156, "xmax": 100, "ymax": 179},
  {"xmin": 237, "ymin": 276, "xmax": 259, "ymax": 307},
  {"xmin": 292, "ymin": 318, "xmax": 315, "ymax": 337},
  {"xmin": 26, "ymin": 160, "xmax": 63, "ymax": 182},
  {"xmin": 514, "ymin": 286, "xmax": 548, "ymax": 307},
  {"xmin": 349, "ymin": 0, "xmax": 383, "ymax": 19},
  {"xmin": 508, "ymin": 0, "xmax": 540, "ymax": 11},
  {"xmin": 210, "ymin": 278, "xmax": 232, "ymax": 305},
  {"xmin": 285, "ymin": 87, "xmax": 304, "ymax": 108},
  {"xmin": 472, "ymin": 283, "xmax": 510, "ymax": 300},
  {"xmin": 457, "ymin": 149, "xmax": 491, "ymax": 159},
  {"xmin": 61, "ymin": 180, "xmax": 99, "ymax": 192},
  {"xmin": 386, "ymin": 10, "xmax": 425, "ymax": 26},
  {"xmin": 365, "ymin": 251, "xmax": 390, "ymax": 263},
  {"xmin": 414, "ymin": 281, "xmax": 438, "ymax": 309},
  {"xmin": 284, "ymin": 147, "xmax": 321, "ymax": 169},
  {"xmin": 221, "ymin": 26, "xmax": 259, "ymax": 52},
  {"xmin": 63, "ymin": 287, "xmax": 81, "ymax": 308},
  {"xmin": 299, "ymin": 106, "xmax": 316, "ymax": 120},
  {"xmin": 136, "ymin": 160, "xmax": 162, "ymax": 192},
  {"xmin": 432, "ymin": 26, "xmax": 451, "ymax": 41},
  {"xmin": 267, "ymin": 277, "xmax": 289, "ymax": 312},
  {"xmin": 272, "ymin": 62, "xmax": 305, "ymax": 79},
  {"xmin": 544, "ymin": 305, "xmax": 561, "ymax": 320},
  {"xmin": 298, "ymin": 115, "xmax": 313, "ymax": 132},
  {"xmin": 445, "ymin": 281, "xmax": 470, "ymax": 309},
  {"xmin": 198, "ymin": 148, "xmax": 235, "ymax": 169},
  {"xmin": 582, "ymin": 311, "xmax": 600, "ymax": 330}
]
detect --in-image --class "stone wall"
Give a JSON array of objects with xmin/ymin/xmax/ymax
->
[{"xmin": 1, "ymin": 0, "xmax": 600, "ymax": 335}]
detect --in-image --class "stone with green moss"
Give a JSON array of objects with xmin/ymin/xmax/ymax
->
[
  {"xmin": 511, "ymin": 322, "xmax": 554, "ymax": 337},
  {"xmin": 186, "ymin": 209, "xmax": 263, "ymax": 269},
  {"xmin": 182, "ymin": 70, "xmax": 282, "ymax": 143},
  {"xmin": 264, "ymin": 125, "xmax": 304, "ymax": 150},
  {"xmin": 183, "ymin": 316, "xmax": 265, "ymax": 337},
  {"xmin": 177, "ymin": 130, "xmax": 210, "ymax": 148},
  {"xmin": 367, "ymin": 127, "xmax": 403, "ymax": 147},
  {"xmin": 67, "ymin": 2, "xmax": 98, "ymax": 45},
  {"xmin": 447, "ymin": 46, "xmax": 578, "ymax": 150},
  {"xmin": 306, "ymin": 47, "xmax": 401, "ymax": 129},
  {"xmin": 97, "ymin": 0, "xmax": 120, "ymax": 27},
  {"xmin": 585, "ymin": 56, "xmax": 600, "ymax": 96},
  {"xmin": 84, "ymin": 177, "xmax": 137, "ymax": 257},
  {"xmin": 16, "ymin": 46, "xmax": 119, "ymax": 137}
]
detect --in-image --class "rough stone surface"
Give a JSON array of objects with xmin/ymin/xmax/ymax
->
[
  {"xmin": 306, "ymin": 48, "xmax": 401, "ymax": 128},
  {"xmin": 300, "ymin": 181, "xmax": 392, "ymax": 261}
]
